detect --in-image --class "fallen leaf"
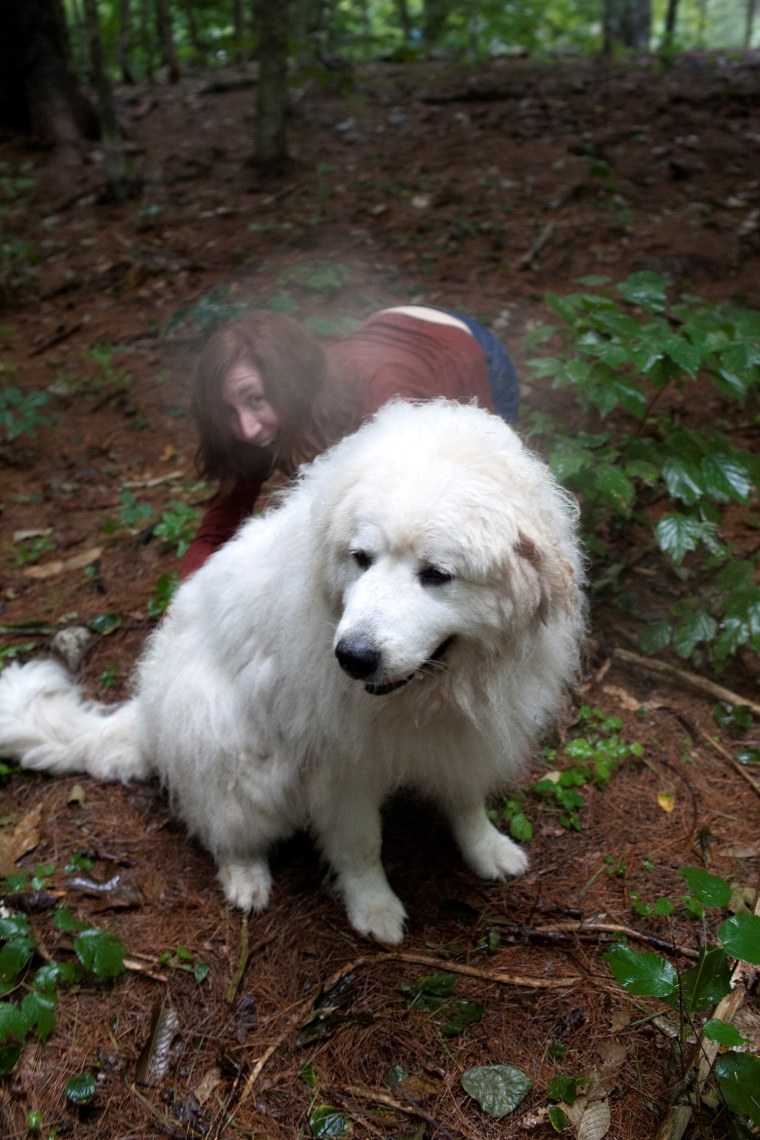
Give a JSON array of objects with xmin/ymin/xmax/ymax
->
[
  {"xmin": 24, "ymin": 547, "xmax": 103, "ymax": 580},
  {"xmin": 0, "ymin": 805, "xmax": 43, "ymax": 875},
  {"xmin": 657, "ymin": 791, "xmax": 676, "ymax": 813},
  {"xmin": 564, "ymin": 1071, "xmax": 610, "ymax": 1140}
]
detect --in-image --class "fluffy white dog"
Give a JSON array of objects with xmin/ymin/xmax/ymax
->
[{"xmin": 0, "ymin": 399, "xmax": 585, "ymax": 944}]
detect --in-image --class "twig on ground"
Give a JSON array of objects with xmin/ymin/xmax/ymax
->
[
  {"xmin": 237, "ymin": 946, "xmax": 578, "ymax": 1103},
  {"xmin": 496, "ymin": 920, "xmax": 700, "ymax": 960},
  {"xmin": 336, "ymin": 1083, "xmax": 464, "ymax": 1140},
  {"xmin": 601, "ymin": 644, "xmax": 760, "ymax": 718}
]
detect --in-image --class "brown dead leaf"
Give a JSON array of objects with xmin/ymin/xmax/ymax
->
[
  {"xmin": 0, "ymin": 805, "xmax": 43, "ymax": 876},
  {"xmin": 24, "ymin": 547, "xmax": 103, "ymax": 580},
  {"xmin": 564, "ymin": 1071, "xmax": 610, "ymax": 1140}
]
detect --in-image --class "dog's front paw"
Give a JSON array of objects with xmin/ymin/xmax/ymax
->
[
  {"xmin": 218, "ymin": 858, "xmax": 272, "ymax": 912},
  {"xmin": 466, "ymin": 829, "xmax": 529, "ymax": 881},
  {"xmin": 346, "ymin": 890, "xmax": 407, "ymax": 945}
]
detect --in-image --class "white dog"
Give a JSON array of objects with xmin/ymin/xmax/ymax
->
[{"xmin": 0, "ymin": 400, "xmax": 584, "ymax": 944}]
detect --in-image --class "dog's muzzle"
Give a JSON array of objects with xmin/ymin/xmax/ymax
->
[{"xmin": 335, "ymin": 636, "xmax": 454, "ymax": 696}]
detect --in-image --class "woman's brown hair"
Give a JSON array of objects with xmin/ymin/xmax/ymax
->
[{"xmin": 191, "ymin": 310, "xmax": 334, "ymax": 486}]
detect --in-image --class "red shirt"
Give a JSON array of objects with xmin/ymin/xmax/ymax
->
[{"xmin": 180, "ymin": 313, "xmax": 494, "ymax": 578}]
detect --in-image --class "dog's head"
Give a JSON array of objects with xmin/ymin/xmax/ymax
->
[{"xmin": 304, "ymin": 400, "xmax": 583, "ymax": 697}]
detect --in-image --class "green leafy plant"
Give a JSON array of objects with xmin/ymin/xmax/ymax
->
[
  {"xmin": 153, "ymin": 500, "xmax": 199, "ymax": 559},
  {"xmin": 526, "ymin": 273, "xmax": 760, "ymax": 670},
  {"xmin": 0, "ymin": 383, "xmax": 52, "ymax": 443},
  {"xmin": 157, "ymin": 944, "xmax": 209, "ymax": 984},
  {"xmin": 0, "ymin": 900, "xmax": 126, "ymax": 1074},
  {"xmin": 605, "ymin": 866, "xmax": 760, "ymax": 1130},
  {"xmin": 399, "ymin": 971, "xmax": 484, "ymax": 1038},
  {"xmin": 148, "ymin": 571, "xmax": 179, "ymax": 618}
]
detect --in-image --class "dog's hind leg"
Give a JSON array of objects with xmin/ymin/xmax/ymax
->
[{"xmin": 445, "ymin": 799, "xmax": 529, "ymax": 880}]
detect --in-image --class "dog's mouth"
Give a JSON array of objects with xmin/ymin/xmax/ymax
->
[{"xmin": 364, "ymin": 637, "xmax": 454, "ymax": 697}]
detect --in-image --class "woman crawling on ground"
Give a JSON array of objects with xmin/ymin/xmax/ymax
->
[{"xmin": 180, "ymin": 304, "xmax": 520, "ymax": 579}]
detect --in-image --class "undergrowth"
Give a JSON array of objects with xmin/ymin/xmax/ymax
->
[{"xmin": 526, "ymin": 272, "xmax": 760, "ymax": 672}]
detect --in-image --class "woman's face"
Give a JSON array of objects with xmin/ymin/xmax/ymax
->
[{"xmin": 222, "ymin": 363, "xmax": 281, "ymax": 449}]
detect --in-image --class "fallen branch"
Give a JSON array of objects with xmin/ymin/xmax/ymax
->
[
  {"xmin": 497, "ymin": 920, "xmax": 699, "ymax": 960},
  {"xmin": 238, "ymin": 947, "xmax": 578, "ymax": 1103},
  {"xmin": 336, "ymin": 1083, "xmax": 465, "ymax": 1140},
  {"xmin": 606, "ymin": 645, "xmax": 760, "ymax": 718}
]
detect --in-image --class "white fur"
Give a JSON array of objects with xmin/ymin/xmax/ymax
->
[{"xmin": 0, "ymin": 400, "xmax": 585, "ymax": 944}]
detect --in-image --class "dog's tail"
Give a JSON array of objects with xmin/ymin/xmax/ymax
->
[{"xmin": 0, "ymin": 659, "xmax": 150, "ymax": 783}]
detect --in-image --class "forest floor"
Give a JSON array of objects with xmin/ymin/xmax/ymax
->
[{"xmin": 0, "ymin": 51, "xmax": 759, "ymax": 1140}]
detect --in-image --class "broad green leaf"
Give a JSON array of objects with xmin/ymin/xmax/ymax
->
[
  {"xmin": 662, "ymin": 457, "xmax": 704, "ymax": 506},
  {"xmin": 461, "ymin": 1064, "xmax": 532, "ymax": 1118},
  {"xmin": 0, "ymin": 936, "xmax": 35, "ymax": 982},
  {"xmin": 73, "ymin": 929, "xmax": 126, "ymax": 978},
  {"xmin": 703, "ymin": 1018, "xmax": 747, "ymax": 1047},
  {"xmin": 53, "ymin": 908, "xmax": 88, "ymax": 934},
  {"xmin": 616, "ymin": 272, "xmax": 668, "ymax": 311},
  {"xmin": 718, "ymin": 913, "xmax": 760, "ymax": 965},
  {"xmin": 678, "ymin": 867, "xmax": 732, "ymax": 908},
  {"xmin": 21, "ymin": 991, "xmax": 57, "ymax": 1041},
  {"xmin": 309, "ymin": 1105, "xmax": 351, "ymax": 1137},
  {"xmin": 655, "ymin": 513, "xmax": 709, "ymax": 564},
  {"xmin": 65, "ymin": 1071, "xmax": 97, "ymax": 1106},
  {"xmin": 714, "ymin": 1052, "xmax": 760, "ymax": 1125},
  {"xmin": 638, "ymin": 621, "xmax": 672, "ymax": 656},
  {"xmin": 87, "ymin": 612, "xmax": 122, "ymax": 637},
  {"xmin": 663, "ymin": 335, "xmax": 702, "ymax": 374},
  {"xmin": 442, "ymin": 999, "xmax": 484, "ymax": 1037},
  {"xmin": 548, "ymin": 1104, "xmax": 570, "ymax": 1131},
  {"xmin": 699, "ymin": 453, "xmax": 753, "ymax": 503},
  {"xmin": 594, "ymin": 463, "xmax": 635, "ymax": 513},
  {"xmin": 671, "ymin": 947, "xmax": 732, "ymax": 1013},
  {"xmin": 672, "ymin": 609, "xmax": 718, "ymax": 659},
  {"xmin": 603, "ymin": 944, "xmax": 678, "ymax": 998},
  {"xmin": 0, "ymin": 1001, "xmax": 27, "ymax": 1043}
]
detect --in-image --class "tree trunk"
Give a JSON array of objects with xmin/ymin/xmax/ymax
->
[
  {"xmin": 745, "ymin": 0, "xmax": 756, "ymax": 47},
  {"xmin": 603, "ymin": 0, "xmax": 652, "ymax": 52},
  {"xmin": 140, "ymin": 0, "xmax": 155, "ymax": 84},
  {"xmin": 0, "ymin": 0, "xmax": 97, "ymax": 152},
  {"xmin": 396, "ymin": 0, "xmax": 412, "ymax": 44},
  {"xmin": 233, "ymin": 0, "xmax": 246, "ymax": 61},
  {"xmin": 422, "ymin": 0, "xmax": 450, "ymax": 51},
  {"xmin": 155, "ymin": 0, "xmax": 181, "ymax": 82},
  {"xmin": 82, "ymin": 0, "xmax": 133, "ymax": 200},
  {"xmin": 118, "ymin": 0, "xmax": 135, "ymax": 83},
  {"xmin": 663, "ymin": 0, "xmax": 679, "ymax": 40},
  {"xmin": 253, "ymin": 0, "xmax": 290, "ymax": 168}
]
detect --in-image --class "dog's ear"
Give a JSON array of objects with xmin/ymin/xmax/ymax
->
[{"xmin": 508, "ymin": 530, "xmax": 577, "ymax": 622}]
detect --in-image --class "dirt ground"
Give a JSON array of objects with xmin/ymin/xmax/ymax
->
[{"xmin": 0, "ymin": 52, "xmax": 759, "ymax": 1139}]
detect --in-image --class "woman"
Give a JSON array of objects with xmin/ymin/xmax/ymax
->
[{"xmin": 180, "ymin": 305, "xmax": 519, "ymax": 579}]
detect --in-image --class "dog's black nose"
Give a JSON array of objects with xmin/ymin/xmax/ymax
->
[{"xmin": 335, "ymin": 637, "xmax": 382, "ymax": 680}]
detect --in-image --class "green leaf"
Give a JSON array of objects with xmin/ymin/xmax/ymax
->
[
  {"xmin": 0, "ymin": 1001, "xmax": 27, "ymax": 1043},
  {"xmin": 663, "ymin": 335, "xmax": 702, "ymax": 374},
  {"xmin": 699, "ymin": 453, "xmax": 753, "ymax": 503},
  {"xmin": 672, "ymin": 608, "xmax": 718, "ymax": 659},
  {"xmin": 461, "ymin": 1064, "xmax": 532, "ymax": 1118},
  {"xmin": 673, "ymin": 947, "xmax": 732, "ymax": 1013},
  {"xmin": 703, "ymin": 1018, "xmax": 747, "ymax": 1047},
  {"xmin": 53, "ymin": 907, "xmax": 88, "ymax": 934},
  {"xmin": 678, "ymin": 867, "xmax": 732, "ymax": 908},
  {"xmin": 65, "ymin": 1071, "xmax": 97, "ymax": 1106},
  {"xmin": 21, "ymin": 991, "xmax": 57, "ymax": 1041},
  {"xmin": 655, "ymin": 513, "xmax": 716, "ymax": 564},
  {"xmin": 714, "ymin": 1052, "xmax": 760, "ymax": 1125},
  {"xmin": 594, "ymin": 463, "xmax": 636, "ymax": 513},
  {"xmin": 308, "ymin": 1105, "xmax": 352, "ymax": 1137},
  {"xmin": 548, "ymin": 1104, "xmax": 570, "ymax": 1131},
  {"xmin": 441, "ymin": 999, "xmax": 484, "ymax": 1037},
  {"xmin": 616, "ymin": 272, "xmax": 668, "ymax": 312},
  {"xmin": 0, "ymin": 935, "xmax": 35, "ymax": 982},
  {"xmin": 73, "ymin": 929, "xmax": 126, "ymax": 978},
  {"xmin": 87, "ymin": 612, "xmax": 122, "ymax": 637},
  {"xmin": 638, "ymin": 621, "xmax": 672, "ymax": 656},
  {"xmin": 603, "ymin": 944, "xmax": 678, "ymax": 998},
  {"xmin": 718, "ymin": 913, "xmax": 760, "ymax": 965},
  {"xmin": 662, "ymin": 456, "xmax": 705, "ymax": 506}
]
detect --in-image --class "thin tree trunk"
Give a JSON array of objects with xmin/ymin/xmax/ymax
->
[
  {"xmin": 118, "ymin": 0, "xmax": 135, "ymax": 83},
  {"xmin": 82, "ymin": 0, "xmax": 133, "ymax": 199},
  {"xmin": 233, "ymin": 0, "xmax": 246, "ymax": 62},
  {"xmin": 155, "ymin": 0, "xmax": 180, "ymax": 82},
  {"xmin": 140, "ymin": 0, "xmax": 155, "ymax": 84},
  {"xmin": 253, "ymin": 0, "xmax": 289, "ymax": 167},
  {"xmin": 745, "ymin": 0, "xmax": 757, "ymax": 47}
]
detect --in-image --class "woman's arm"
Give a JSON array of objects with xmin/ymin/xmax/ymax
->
[{"xmin": 179, "ymin": 477, "xmax": 262, "ymax": 579}]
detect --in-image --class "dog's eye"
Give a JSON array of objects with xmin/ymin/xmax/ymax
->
[
  {"xmin": 418, "ymin": 564, "xmax": 454, "ymax": 587},
  {"xmin": 352, "ymin": 550, "xmax": 373, "ymax": 570}
]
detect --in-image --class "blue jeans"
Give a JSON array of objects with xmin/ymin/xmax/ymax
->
[{"xmin": 450, "ymin": 313, "xmax": 520, "ymax": 425}]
